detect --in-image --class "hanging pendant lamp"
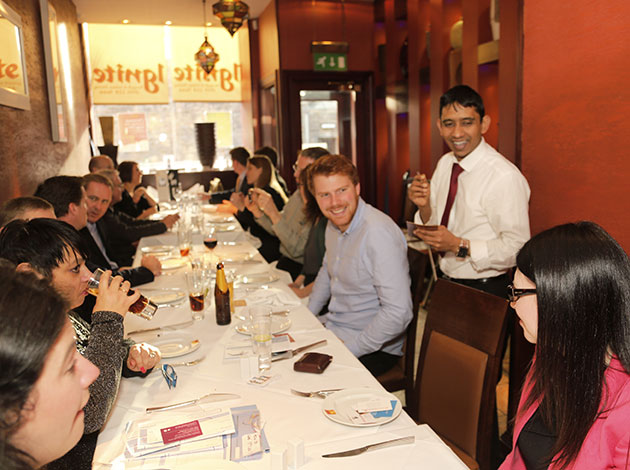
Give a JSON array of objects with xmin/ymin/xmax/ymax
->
[
  {"xmin": 212, "ymin": 0, "xmax": 249, "ymax": 36},
  {"xmin": 195, "ymin": 0, "xmax": 219, "ymax": 74}
]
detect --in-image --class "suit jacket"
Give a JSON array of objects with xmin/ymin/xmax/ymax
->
[
  {"xmin": 104, "ymin": 208, "xmax": 166, "ymax": 266},
  {"xmin": 500, "ymin": 356, "xmax": 630, "ymax": 470},
  {"xmin": 209, "ymin": 172, "xmax": 251, "ymax": 203},
  {"xmin": 79, "ymin": 223, "xmax": 154, "ymax": 287}
]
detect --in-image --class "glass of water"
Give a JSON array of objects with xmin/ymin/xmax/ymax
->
[{"xmin": 249, "ymin": 305, "xmax": 272, "ymax": 372}]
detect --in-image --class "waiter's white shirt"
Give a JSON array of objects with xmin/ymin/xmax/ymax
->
[{"xmin": 415, "ymin": 138, "xmax": 531, "ymax": 279}]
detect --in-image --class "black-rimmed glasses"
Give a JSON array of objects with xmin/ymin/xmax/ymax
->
[{"xmin": 507, "ymin": 284, "xmax": 537, "ymax": 303}]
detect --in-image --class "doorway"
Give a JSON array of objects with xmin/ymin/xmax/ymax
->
[{"xmin": 278, "ymin": 70, "xmax": 374, "ymax": 203}]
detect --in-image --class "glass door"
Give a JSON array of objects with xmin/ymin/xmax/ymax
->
[{"xmin": 299, "ymin": 89, "xmax": 357, "ymax": 164}]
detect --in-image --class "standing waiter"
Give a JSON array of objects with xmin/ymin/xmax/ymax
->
[{"xmin": 408, "ymin": 85, "xmax": 530, "ymax": 297}]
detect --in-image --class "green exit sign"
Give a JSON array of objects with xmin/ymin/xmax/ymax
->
[{"xmin": 313, "ymin": 53, "xmax": 348, "ymax": 71}]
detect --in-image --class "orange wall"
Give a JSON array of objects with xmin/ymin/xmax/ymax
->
[
  {"xmin": 521, "ymin": 0, "xmax": 630, "ymax": 250},
  {"xmin": 277, "ymin": 0, "xmax": 374, "ymax": 71}
]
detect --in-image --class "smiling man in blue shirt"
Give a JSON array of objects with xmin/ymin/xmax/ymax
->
[{"xmin": 307, "ymin": 155, "xmax": 412, "ymax": 376}]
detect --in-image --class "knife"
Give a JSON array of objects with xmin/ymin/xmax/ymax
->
[
  {"xmin": 322, "ymin": 436, "xmax": 415, "ymax": 458},
  {"xmin": 146, "ymin": 393, "xmax": 241, "ymax": 413},
  {"xmin": 271, "ymin": 339, "xmax": 327, "ymax": 362},
  {"xmin": 127, "ymin": 320, "xmax": 194, "ymax": 336}
]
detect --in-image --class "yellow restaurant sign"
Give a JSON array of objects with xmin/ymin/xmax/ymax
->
[
  {"xmin": 0, "ymin": 16, "xmax": 26, "ymax": 95},
  {"xmin": 87, "ymin": 24, "xmax": 241, "ymax": 105},
  {"xmin": 170, "ymin": 26, "xmax": 241, "ymax": 102}
]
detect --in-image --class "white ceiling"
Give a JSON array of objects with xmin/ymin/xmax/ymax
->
[{"xmin": 72, "ymin": 0, "xmax": 272, "ymax": 26}]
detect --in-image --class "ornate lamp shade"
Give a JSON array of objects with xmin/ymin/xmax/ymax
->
[
  {"xmin": 212, "ymin": 0, "xmax": 249, "ymax": 36},
  {"xmin": 195, "ymin": 37, "xmax": 220, "ymax": 74}
]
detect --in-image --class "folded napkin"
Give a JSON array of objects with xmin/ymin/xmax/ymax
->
[
  {"xmin": 184, "ymin": 183, "xmax": 205, "ymax": 196},
  {"xmin": 245, "ymin": 287, "xmax": 301, "ymax": 307}
]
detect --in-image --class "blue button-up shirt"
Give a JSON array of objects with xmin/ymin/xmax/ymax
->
[{"xmin": 308, "ymin": 198, "xmax": 412, "ymax": 357}]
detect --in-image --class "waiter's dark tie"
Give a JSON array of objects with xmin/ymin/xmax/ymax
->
[{"xmin": 440, "ymin": 163, "xmax": 464, "ymax": 227}]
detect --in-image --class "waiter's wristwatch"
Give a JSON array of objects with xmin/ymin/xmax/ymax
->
[{"xmin": 456, "ymin": 238, "xmax": 470, "ymax": 258}]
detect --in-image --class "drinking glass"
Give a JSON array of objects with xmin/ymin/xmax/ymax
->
[
  {"xmin": 177, "ymin": 223, "xmax": 192, "ymax": 257},
  {"xmin": 203, "ymin": 225, "xmax": 217, "ymax": 250},
  {"xmin": 185, "ymin": 268, "xmax": 205, "ymax": 320},
  {"xmin": 249, "ymin": 305, "xmax": 272, "ymax": 372},
  {"xmin": 87, "ymin": 268, "xmax": 157, "ymax": 320}
]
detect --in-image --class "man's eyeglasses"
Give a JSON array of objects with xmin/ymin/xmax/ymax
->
[{"xmin": 507, "ymin": 284, "xmax": 537, "ymax": 303}]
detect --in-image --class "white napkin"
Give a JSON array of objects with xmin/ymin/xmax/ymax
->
[
  {"xmin": 184, "ymin": 183, "xmax": 205, "ymax": 196},
  {"xmin": 246, "ymin": 287, "xmax": 301, "ymax": 307}
]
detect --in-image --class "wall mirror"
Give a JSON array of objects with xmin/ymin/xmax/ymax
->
[
  {"xmin": 0, "ymin": 0, "xmax": 30, "ymax": 110},
  {"xmin": 40, "ymin": 0, "xmax": 67, "ymax": 141}
]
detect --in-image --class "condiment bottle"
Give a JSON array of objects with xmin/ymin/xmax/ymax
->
[{"xmin": 214, "ymin": 262, "xmax": 231, "ymax": 325}]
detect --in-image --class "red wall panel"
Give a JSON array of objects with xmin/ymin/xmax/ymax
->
[
  {"xmin": 277, "ymin": 0, "xmax": 374, "ymax": 71},
  {"xmin": 521, "ymin": 0, "xmax": 630, "ymax": 250}
]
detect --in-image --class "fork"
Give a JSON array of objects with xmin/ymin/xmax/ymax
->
[
  {"xmin": 167, "ymin": 356, "xmax": 206, "ymax": 367},
  {"xmin": 291, "ymin": 388, "xmax": 342, "ymax": 398}
]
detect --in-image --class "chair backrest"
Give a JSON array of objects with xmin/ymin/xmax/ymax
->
[
  {"xmin": 413, "ymin": 279, "xmax": 509, "ymax": 470},
  {"xmin": 376, "ymin": 246, "xmax": 429, "ymax": 405},
  {"xmin": 401, "ymin": 246, "xmax": 430, "ymax": 380}
]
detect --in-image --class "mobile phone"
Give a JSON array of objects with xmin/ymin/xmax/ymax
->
[{"xmin": 406, "ymin": 221, "xmax": 439, "ymax": 237}]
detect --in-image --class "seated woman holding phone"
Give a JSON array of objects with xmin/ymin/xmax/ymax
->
[
  {"xmin": 501, "ymin": 221, "xmax": 630, "ymax": 469},
  {"xmin": 231, "ymin": 155, "xmax": 289, "ymax": 262}
]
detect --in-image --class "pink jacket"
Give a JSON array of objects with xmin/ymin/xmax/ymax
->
[{"xmin": 500, "ymin": 357, "xmax": 630, "ymax": 469}]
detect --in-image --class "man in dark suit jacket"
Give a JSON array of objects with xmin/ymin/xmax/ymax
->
[
  {"xmin": 80, "ymin": 173, "xmax": 160, "ymax": 286},
  {"xmin": 98, "ymin": 169, "xmax": 178, "ymax": 266}
]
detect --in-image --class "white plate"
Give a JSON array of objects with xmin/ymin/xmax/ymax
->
[
  {"xmin": 148, "ymin": 290, "xmax": 186, "ymax": 307},
  {"xmin": 235, "ymin": 317, "xmax": 292, "ymax": 335},
  {"xmin": 208, "ymin": 214, "xmax": 234, "ymax": 223},
  {"xmin": 141, "ymin": 245, "xmax": 175, "ymax": 256},
  {"xmin": 237, "ymin": 273, "xmax": 279, "ymax": 284},
  {"xmin": 214, "ymin": 224, "xmax": 237, "ymax": 232},
  {"xmin": 161, "ymin": 257, "xmax": 188, "ymax": 271},
  {"xmin": 153, "ymin": 334, "xmax": 201, "ymax": 358},
  {"xmin": 322, "ymin": 388, "xmax": 402, "ymax": 427},
  {"xmin": 219, "ymin": 252, "xmax": 255, "ymax": 262}
]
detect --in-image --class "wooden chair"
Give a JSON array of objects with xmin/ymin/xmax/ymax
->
[
  {"xmin": 377, "ymin": 246, "xmax": 429, "ymax": 411},
  {"xmin": 409, "ymin": 279, "xmax": 509, "ymax": 470}
]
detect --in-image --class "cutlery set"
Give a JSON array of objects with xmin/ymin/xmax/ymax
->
[
  {"xmin": 322, "ymin": 435, "xmax": 415, "ymax": 458},
  {"xmin": 133, "ymin": 248, "xmax": 415, "ymax": 460},
  {"xmin": 271, "ymin": 339, "xmax": 327, "ymax": 362}
]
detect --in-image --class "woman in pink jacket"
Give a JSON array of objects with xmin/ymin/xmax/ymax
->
[{"xmin": 501, "ymin": 222, "xmax": 630, "ymax": 470}]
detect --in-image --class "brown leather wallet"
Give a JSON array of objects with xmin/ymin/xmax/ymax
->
[{"xmin": 293, "ymin": 352, "xmax": 332, "ymax": 374}]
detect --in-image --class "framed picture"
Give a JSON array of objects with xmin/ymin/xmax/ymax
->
[
  {"xmin": 0, "ymin": 0, "xmax": 30, "ymax": 110},
  {"xmin": 40, "ymin": 0, "xmax": 67, "ymax": 141}
]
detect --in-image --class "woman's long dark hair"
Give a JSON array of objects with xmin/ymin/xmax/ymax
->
[
  {"xmin": 249, "ymin": 155, "xmax": 288, "ymax": 203},
  {"xmin": 117, "ymin": 161, "xmax": 136, "ymax": 184},
  {"xmin": 0, "ymin": 261, "xmax": 69, "ymax": 469},
  {"xmin": 517, "ymin": 222, "xmax": 630, "ymax": 468},
  {"xmin": 299, "ymin": 166, "xmax": 322, "ymax": 224}
]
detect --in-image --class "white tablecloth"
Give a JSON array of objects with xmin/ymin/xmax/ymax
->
[{"xmin": 93, "ymin": 218, "xmax": 466, "ymax": 470}]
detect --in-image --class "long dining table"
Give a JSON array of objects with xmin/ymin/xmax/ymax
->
[{"xmin": 92, "ymin": 211, "xmax": 467, "ymax": 470}]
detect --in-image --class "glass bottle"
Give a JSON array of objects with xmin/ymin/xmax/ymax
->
[{"xmin": 214, "ymin": 262, "xmax": 231, "ymax": 325}]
